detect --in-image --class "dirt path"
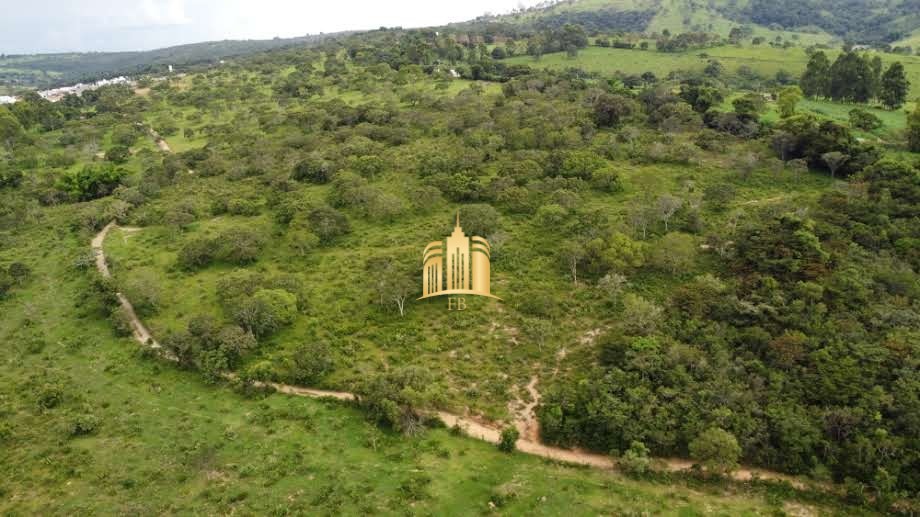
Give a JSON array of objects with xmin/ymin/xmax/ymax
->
[
  {"xmin": 91, "ymin": 223, "xmax": 814, "ymax": 488},
  {"xmin": 147, "ymin": 128, "xmax": 171, "ymax": 153},
  {"xmin": 92, "ymin": 223, "xmax": 163, "ymax": 352}
]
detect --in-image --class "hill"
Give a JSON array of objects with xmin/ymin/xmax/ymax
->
[
  {"xmin": 467, "ymin": 0, "xmax": 920, "ymax": 47},
  {"xmin": 0, "ymin": 34, "xmax": 342, "ymax": 93},
  {"xmin": 2, "ymin": 15, "xmax": 920, "ymax": 516}
]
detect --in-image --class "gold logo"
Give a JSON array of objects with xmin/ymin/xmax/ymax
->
[{"xmin": 419, "ymin": 212, "xmax": 500, "ymax": 301}]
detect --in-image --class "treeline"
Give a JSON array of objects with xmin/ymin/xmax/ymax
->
[
  {"xmin": 532, "ymin": 8, "xmax": 656, "ymax": 33},
  {"xmin": 800, "ymin": 50, "xmax": 911, "ymax": 108},
  {"xmin": 738, "ymin": 0, "xmax": 920, "ymax": 44}
]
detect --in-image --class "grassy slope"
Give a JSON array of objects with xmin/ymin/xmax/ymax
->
[
  {"xmin": 506, "ymin": 44, "xmax": 920, "ymax": 98},
  {"xmin": 0, "ymin": 210, "xmax": 868, "ymax": 515}
]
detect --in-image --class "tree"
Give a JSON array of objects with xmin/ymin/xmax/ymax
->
[
  {"xmin": 650, "ymin": 232, "xmax": 697, "ymax": 274},
  {"xmin": 879, "ymin": 62, "xmax": 909, "ymax": 109},
  {"xmin": 777, "ymin": 86, "xmax": 802, "ymax": 118},
  {"xmin": 821, "ymin": 151, "xmax": 849, "ymax": 179},
  {"xmin": 620, "ymin": 293, "xmax": 662, "ymax": 336},
  {"xmin": 0, "ymin": 110, "xmax": 24, "ymax": 148},
  {"xmin": 292, "ymin": 153, "xmax": 334, "ymax": 183},
  {"xmin": 593, "ymin": 93, "xmax": 639, "ymax": 128},
  {"xmin": 908, "ymin": 103, "xmax": 920, "ymax": 152},
  {"xmin": 689, "ymin": 427, "xmax": 741, "ymax": 475},
  {"xmin": 559, "ymin": 240, "xmax": 585, "ymax": 286},
  {"xmin": 233, "ymin": 288, "xmax": 298, "ymax": 338},
  {"xmin": 105, "ymin": 145, "xmax": 130, "ymax": 164},
  {"xmin": 656, "ymin": 194, "xmax": 682, "ymax": 232},
  {"xmin": 828, "ymin": 52, "xmax": 873, "ymax": 103},
  {"xmin": 56, "ymin": 164, "xmax": 127, "ymax": 201},
  {"xmin": 368, "ymin": 255, "xmax": 415, "ymax": 317},
  {"xmin": 453, "ymin": 204, "xmax": 500, "ymax": 236},
  {"xmin": 597, "ymin": 273, "xmax": 628, "ymax": 304},
  {"xmin": 800, "ymin": 51, "xmax": 830, "ymax": 98},
  {"xmin": 849, "ymin": 108, "xmax": 882, "ymax": 130}
]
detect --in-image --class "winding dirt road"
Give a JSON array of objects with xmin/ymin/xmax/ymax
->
[{"xmin": 91, "ymin": 223, "xmax": 814, "ymax": 488}]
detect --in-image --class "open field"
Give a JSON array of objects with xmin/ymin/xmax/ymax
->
[{"xmin": 507, "ymin": 44, "xmax": 920, "ymax": 98}]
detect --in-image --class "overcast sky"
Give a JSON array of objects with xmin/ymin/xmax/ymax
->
[{"xmin": 1, "ymin": 0, "xmax": 544, "ymax": 55}]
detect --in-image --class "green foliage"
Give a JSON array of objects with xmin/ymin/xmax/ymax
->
[
  {"xmin": 777, "ymin": 86, "xmax": 802, "ymax": 118},
  {"xmin": 619, "ymin": 440, "xmax": 652, "ymax": 476},
  {"xmin": 879, "ymin": 62, "xmax": 909, "ymax": 109},
  {"xmin": 908, "ymin": 103, "xmax": 920, "ymax": 152},
  {"xmin": 498, "ymin": 427, "xmax": 520, "ymax": 453},
  {"xmin": 848, "ymin": 108, "xmax": 882, "ymax": 131},
  {"xmin": 234, "ymin": 289, "xmax": 298, "ymax": 338},
  {"xmin": 56, "ymin": 164, "xmax": 127, "ymax": 201},
  {"xmin": 357, "ymin": 367, "xmax": 442, "ymax": 435},
  {"xmin": 689, "ymin": 427, "xmax": 742, "ymax": 475}
]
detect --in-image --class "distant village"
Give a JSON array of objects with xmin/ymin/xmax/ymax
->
[{"xmin": 0, "ymin": 75, "xmax": 135, "ymax": 105}]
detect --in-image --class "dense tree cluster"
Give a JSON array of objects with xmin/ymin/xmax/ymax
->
[{"xmin": 800, "ymin": 50, "xmax": 910, "ymax": 108}]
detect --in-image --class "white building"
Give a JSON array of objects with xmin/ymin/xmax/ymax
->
[{"xmin": 0, "ymin": 95, "xmax": 17, "ymax": 105}]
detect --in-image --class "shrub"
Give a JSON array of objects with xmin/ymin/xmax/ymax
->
[
  {"xmin": 689, "ymin": 427, "xmax": 741, "ymax": 475},
  {"xmin": 291, "ymin": 153, "xmax": 334, "ymax": 183},
  {"xmin": 67, "ymin": 411, "xmax": 99, "ymax": 436},
  {"xmin": 105, "ymin": 145, "xmax": 130, "ymax": 164},
  {"xmin": 36, "ymin": 383, "xmax": 64, "ymax": 410},
  {"xmin": 226, "ymin": 198, "xmax": 261, "ymax": 216},
  {"xmin": 307, "ymin": 205, "xmax": 351, "ymax": 244},
  {"xmin": 591, "ymin": 166, "xmax": 622, "ymax": 192},
  {"xmin": 848, "ymin": 108, "xmax": 882, "ymax": 131},
  {"xmin": 452, "ymin": 204, "xmax": 500, "ymax": 236},
  {"xmin": 289, "ymin": 341, "xmax": 336, "ymax": 385},
  {"xmin": 233, "ymin": 288, "xmax": 298, "ymax": 338},
  {"xmin": 498, "ymin": 426, "xmax": 520, "ymax": 452},
  {"xmin": 56, "ymin": 163, "xmax": 127, "ymax": 201},
  {"xmin": 218, "ymin": 228, "xmax": 265, "ymax": 264},
  {"xmin": 357, "ymin": 366, "xmax": 441, "ymax": 435},
  {"xmin": 177, "ymin": 237, "xmax": 218, "ymax": 269},
  {"xmin": 619, "ymin": 440, "xmax": 651, "ymax": 476}
]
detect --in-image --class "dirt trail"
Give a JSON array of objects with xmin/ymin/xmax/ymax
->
[
  {"xmin": 148, "ymin": 128, "xmax": 172, "ymax": 153},
  {"xmin": 91, "ymin": 223, "xmax": 814, "ymax": 488},
  {"xmin": 92, "ymin": 223, "xmax": 163, "ymax": 352}
]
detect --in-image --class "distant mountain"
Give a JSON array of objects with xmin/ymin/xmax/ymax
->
[{"xmin": 0, "ymin": 33, "xmax": 345, "ymax": 92}]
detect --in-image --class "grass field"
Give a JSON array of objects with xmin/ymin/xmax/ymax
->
[{"xmin": 507, "ymin": 44, "xmax": 920, "ymax": 99}]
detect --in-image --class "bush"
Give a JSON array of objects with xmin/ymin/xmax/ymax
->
[
  {"xmin": 177, "ymin": 237, "xmax": 218, "ymax": 269},
  {"xmin": 56, "ymin": 163, "xmax": 127, "ymax": 201},
  {"xmin": 105, "ymin": 145, "xmax": 130, "ymax": 164},
  {"xmin": 452, "ymin": 204, "xmax": 500, "ymax": 236},
  {"xmin": 689, "ymin": 427, "xmax": 741, "ymax": 475},
  {"xmin": 498, "ymin": 426, "xmax": 520, "ymax": 452},
  {"xmin": 67, "ymin": 411, "xmax": 99, "ymax": 436},
  {"xmin": 36, "ymin": 383, "xmax": 64, "ymax": 410},
  {"xmin": 848, "ymin": 108, "xmax": 882, "ymax": 131},
  {"xmin": 289, "ymin": 341, "xmax": 336, "ymax": 385},
  {"xmin": 291, "ymin": 153, "xmax": 334, "ymax": 183},
  {"xmin": 233, "ymin": 288, "xmax": 298, "ymax": 338},
  {"xmin": 218, "ymin": 228, "xmax": 265, "ymax": 264},
  {"xmin": 619, "ymin": 440, "xmax": 651, "ymax": 476},
  {"xmin": 357, "ymin": 366, "xmax": 441, "ymax": 435},
  {"xmin": 307, "ymin": 205, "xmax": 351, "ymax": 244},
  {"xmin": 226, "ymin": 198, "xmax": 261, "ymax": 216}
]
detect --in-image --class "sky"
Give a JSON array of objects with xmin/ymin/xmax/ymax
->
[{"xmin": 0, "ymin": 0, "xmax": 545, "ymax": 55}]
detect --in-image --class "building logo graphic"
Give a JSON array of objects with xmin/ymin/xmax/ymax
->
[{"xmin": 419, "ymin": 212, "xmax": 500, "ymax": 303}]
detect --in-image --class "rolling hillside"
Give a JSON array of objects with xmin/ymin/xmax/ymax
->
[{"xmin": 0, "ymin": 33, "xmax": 343, "ymax": 93}]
